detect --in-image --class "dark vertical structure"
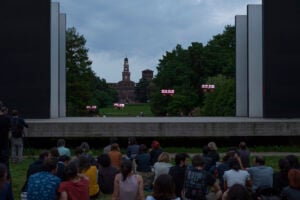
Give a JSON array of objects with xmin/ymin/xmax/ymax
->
[
  {"xmin": 263, "ymin": 0, "xmax": 300, "ymax": 117},
  {"xmin": 0, "ymin": 0, "xmax": 51, "ymax": 118}
]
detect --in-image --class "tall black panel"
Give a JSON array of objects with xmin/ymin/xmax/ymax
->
[
  {"xmin": 263, "ymin": 0, "xmax": 300, "ymax": 117},
  {"xmin": 0, "ymin": 0, "xmax": 50, "ymax": 118}
]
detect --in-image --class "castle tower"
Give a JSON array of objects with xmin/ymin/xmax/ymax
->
[{"xmin": 122, "ymin": 57, "xmax": 131, "ymax": 81}]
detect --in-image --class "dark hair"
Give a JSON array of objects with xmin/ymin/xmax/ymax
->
[
  {"xmin": 152, "ymin": 174, "xmax": 176, "ymax": 200},
  {"xmin": 80, "ymin": 142, "xmax": 90, "ymax": 153},
  {"xmin": 50, "ymin": 147, "xmax": 60, "ymax": 158},
  {"xmin": 174, "ymin": 153, "xmax": 189, "ymax": 165},
  {"xmin": 227, "ymin": 184, "xmax": 252, "ymax": 200},
  {"xmin": 78, "ymin": 155, "xmax": 91, "ymax": 172},
  {"xmin": 42, "ymin": 157, "xmax": 58, "ymax": 172},
  {"xmin": 228, "ymin": 158, "xmax": 240, "ymax": 171},
  {"xmin": 192, "ymin": 155, "xmax": 204, "ymax": 167},
  {"xmin": 110, "ymin": 143, "xmax": 119, "ymax": 151},
  {"xmin": 97, "ymin": 154, "xmax": 111, "ymax": 167},
  {"xmin": 286, "ymin": 154, "xmax": 300, "ymax": 169},
  {"xmin": 39, "ymin": 150, "xmax": 49, "ymax": 159},
  {"xmin": 57, "ymin": 139, "xmax": 66, "ymax": 147},
  {"xmin": 59, "ymin": 155, "xmax": 71, "ymax": 162},
  {"xmin": 120, "ymin": 159, "xmax": 132, "ymax": 181},
  {"xmin": 139, "ymin": 144, "xmax": 148, "ymax": 153},
  {"xmin": 278, "ymin": 158, "xmax": 290, "ymax": 175},
  {"xmin": 202, "ymin": 145, "xmax": 210, "ymax": 155},
  {"xmin": 74, "ymin": 146, "xmax": 83, "ymax": 156},
  {"xmin": 63, "ymin": 162, "xmax": 78, "ymax": 181},
  {"xmin": 255, "ymin": 156, "xmax": 265, "ymax": 165}
]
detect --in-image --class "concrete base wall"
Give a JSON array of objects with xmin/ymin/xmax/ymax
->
[{"xmin": 25, "ymin": 117, "xmax": 300, "ymax": 138}]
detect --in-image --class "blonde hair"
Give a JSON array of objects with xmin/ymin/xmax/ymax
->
[
  {"xmin": 208, "ymin": 142, "xmax": 218, "ymax": 151},
  {"xmin": 158, "ymin": 152, "xmax": 170, "ymax": 163}
]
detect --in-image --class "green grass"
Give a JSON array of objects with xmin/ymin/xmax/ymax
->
[{"xmin": 99, "ymin": 103, "xmax": 153, "ymax": 117}]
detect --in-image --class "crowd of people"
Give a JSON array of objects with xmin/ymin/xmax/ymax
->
[{"xmin": 1, "ymin": 102, "xmax": 300, "ymax": 200}]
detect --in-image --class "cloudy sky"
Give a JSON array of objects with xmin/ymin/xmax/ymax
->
[{"xmin": 57, "ymin": 0, "xmax": 261, "ymax": 83}]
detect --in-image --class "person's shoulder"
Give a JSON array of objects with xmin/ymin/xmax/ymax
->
[{"xmin": 145, "ymin": 195, "xmax": 155, "ymax": 200}]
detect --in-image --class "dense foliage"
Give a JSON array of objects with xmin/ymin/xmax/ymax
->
[
  {"xmin": 150, "ymin": 25, "xmax": 236, "ymax": 116},
  {"xmin": 66, "ymin": 27, "xmax": 117, "ymax": 116}
]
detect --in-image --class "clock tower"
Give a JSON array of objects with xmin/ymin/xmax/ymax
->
[{"xmin": 122, "ymin": 57, "xmax": 130, "ymax": 81}]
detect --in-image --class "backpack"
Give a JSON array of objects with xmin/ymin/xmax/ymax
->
[{"xmin": 11, "ymin": 117, "xmax": 24, "ymax": 138}]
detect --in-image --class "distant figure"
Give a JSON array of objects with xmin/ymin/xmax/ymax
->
[
  {"xmin": 27, "ymin": 157, "xmax": 61, "ymax": 200},
  {"xmin": 112, "ymin": 160, "xmax": 144, "ymax": 200},
  {"xmin": 0, "ymin": 163, "xmax": 14, "ymax": 200},
  {"xmin": 202, "ymin": 145, "xmax": 213, "ymax": 171},
  {"xmin": 237, "ymin": 141, "xmax": 250, "ymax": 168},
  {"xmin": 146, "ymin": 174, "xmax": 180, "ymax": 200},
  {"xmin": 136, "ymin": 144, "xmax": 153, "ymax": 190},
  {"xmin": 97, "ymin": 154, "xmax": 119, "ymax": 194},
  {"xmin": 10, "ymin": 109, "xmax": 28, "ymax": 163},
  {"xmin": 126, "ymin": 137, "xmax": 140, "ymax": 160},
  {"xmin": 207, "ymin": 141, "xmax": 220, "ymax": 166},
  {"xmin": 57, "ymin": 139, "xmax": 71, "ymax": 157},
  {"xmin": 58, "ymin": 162, "xmax": 89, "ymax": 200},
  {"xmin": 273, "ymin": 158, "xmax": 290, "ymax": 195},
  {"xmin": 0, "ymin": 106, "xmax": 11, "ymax": 172}
]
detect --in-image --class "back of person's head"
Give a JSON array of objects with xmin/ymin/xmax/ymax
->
[
  {"xmin": 227, "ymin": 184, "xmax": 252, "ymax": 200},
  {"xmin": 228, "ymin": 158, "xmax": 241, "ymax": 171},
  {"xmin": 78, "ymin": 155, "xmax": 91, "ymax": 172},
  {"xmin": 11, "ymin": 109, "xmax": 18, "ymax": 116},
  {"xmin": 39, "ymin": 150, "xmax": 50, "ymax": 160},
  {"xmin": 158, "ymin": 152, "xmax": 170, "ymax": 163},
  {"xmin": 110, "ymin": 143, "xmax": 119, "ymax": 151},
  {"xmin": 288, "ymin": 169, "xmax": 300, "ymax": 189},
  {"xmin": 192, "ymin": 155, "xmax": 204, "ymax": 167},
  {"xmin": 42, "ymin": 157, "xmax": 58, "ymax": 172},
  {"xmin": 97, "ymin": 154, "xmax": 111, "ymax": 167},
  {"xmin": 153, "ymin": 174, "xmax": 176, "ymax": 200},
  {"xmin": 74, "ymin": 146, "xmax": 83, "ymax": 156},
  {"xmin": 174, "ymin": 153, "xmax": 189, "ymax": 166},
  {"xmin": 50, "ymin": 147, "xmax": 60, "ymax": 158},
  {"xmin": 239, "ymin": 141, "xmax": 247, "ymax": 150},
  {"xmin": 59, "ymin": 155, "xmax": 71, "ymax": 163},
  {"xmin": 202, "ymin": 145, "xmax": 210, "ymax": 155},
  {"xmin": 57, "ymin": 139, "xmax": 66, "ymax": 147},
  {"xmin": 120, "ymin": 159, "xmax": 132, "ymax": 181},
  {"xmin": 286, "ymin": 154, "xmax": 300, "ymax": 169},
  {"xmin": 80, "ymin": 142, "xmax": 90, "ymax": 153},
  {"xmin": 128, "ymin": 137, "xmax": 137, "ymax": 145},
  {"xmin": 208, "ymin": 141, "xmax": 218, "ymax": 151},
  {"xmin": 139, "ymin": 144, "xmax": 148, "ymax": 153},
  {"xmin": 278, "ymin": 158, "xmax": 291, "ymax": 174},
  {"xmin": 63, "ymin": 162, "xmax": 78, "ymax": 181},
  {"xmin": 151, "ymin": 140, "xmax": 160, "ymax": 149},
  {"xmin": 255, "ymin": 156, "xmax": 265, "ymax": 165}
]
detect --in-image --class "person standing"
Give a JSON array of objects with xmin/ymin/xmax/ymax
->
[
  {"xmin": 0, "ymin": 106, "xmax": 11, "ymax": 171},
  {"xmin": 57, "ymin": 139, "xmax": 71, "ymax": 157},
  {"xmin": 10, "ymin": 109, "xmax": 28, "ymax": 163}
]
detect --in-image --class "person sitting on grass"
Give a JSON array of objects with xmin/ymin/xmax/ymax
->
[
  {"xmin": 112, "ymin": 159, "xmax": 144, "ymax": 200},
  {"xmin": 78, "ymin": 155, "xmax": 99, "ymax": 199},
  {"xmin": 27, "ymin": 157, "xmax": 61, "ymax": 200},
  {"xmin": 136, "ymin": 144, "xmax": 153, "ymax": 191},
  {"xmin": 108, "ymin": 143, "xmax": 122, "ymax": 170},
  {"xmin": 153, "ymin": 152, "xmax": 172, "ymax": 183},
  {"xmin": 97, "ymin": 154, "xmax": 119, "ymax": 194},
  {"xmin": 146, "ymin": 174, "xmax": 180, "ymax": 200},
  {"xmin": 281, "ymin": 168, "xmax": 300, "ymax": 200},
  {"xmin": 57, "ymin": 139, "xmax": 71, "ymax": 157},
  {"xmin": 0, "ymin": 163, "xmax": 14, "ymax": 200},
  {"xmin": 58, "ymin": 162, "xmax": 89, "ymax": 200}
]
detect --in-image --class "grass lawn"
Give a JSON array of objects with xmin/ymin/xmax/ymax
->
[{"xmin": 99, "ymin": 103, "xmax": 153, "ymax": 117}]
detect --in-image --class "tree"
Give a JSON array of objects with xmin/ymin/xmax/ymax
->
[
  {"xmin": 66, "ymin": 27, "xmax": 117, "ymax": 116},
  {"xmin": 135, "ymin": 78, "xmax": 150, "ymax": 103}
]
